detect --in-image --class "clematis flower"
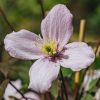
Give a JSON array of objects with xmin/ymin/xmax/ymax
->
[
  {"xmin": 4, "ymin": 4, "xmax": 95, "ymax": 93},
  {"xmin": 4, "ymin": 80, "xmax": 22, "ymax": 100},
  {"xmin": 21, "ymin": 92, "xmax": 40, "ymax": 100},
  {"xmin": 4, "ymin": 79, "xmax": 40, "ymax": 100}
]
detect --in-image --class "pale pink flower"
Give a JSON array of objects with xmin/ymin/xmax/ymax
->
[
  {"xmin": 21, "ymin": 92, "xmax": 40, "ymax": 100},
  {"xmin": 94, "ymin": 88, "xmax": 100, "ymax": 100},
  {"xmin": 4, "ymin": 4, "xmax": 95, "ymax": 93},
  {"xmin": 4, "ymin": 80, "xmax": 22, "ymax": 100},
  {"xmin": 4, "ymin": 80, "xmax": 40, "ymax": 100}
]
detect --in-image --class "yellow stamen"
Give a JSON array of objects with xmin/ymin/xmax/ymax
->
[{"xmin": 41, "ymin": 40, "xmax": 57, "ymax": 55}]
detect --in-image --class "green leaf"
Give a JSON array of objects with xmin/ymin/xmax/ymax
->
[
  {"xmin": 81, "ymin": 93, "xmax": 94, "ymax": 100},
  {"xmin": 88, "ymin": 78, "xmax": 99, "ymax": 90},
  {"xmin": 61, "ymin": 68, "xmax": 73, "ymax": 77},
  {"xmin": 88, "ymin": 86, "xmax": 97, "ymax": 93},
  {"xmin": 21, "ymin": 84, "xmax": 28, "ymax": 93},
  {"xmin": 93, "ymin": 57, "xmax": 100, "ymax": 69},
  {"xmin": 50, "ymin": 80, "xmax": 58, "ymax": 98}
]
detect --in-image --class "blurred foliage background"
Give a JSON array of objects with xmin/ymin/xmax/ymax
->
[
  {"xmin": 0, "ymin": 0, "xmax": 100, "ymax": 100},
  {"xmin": 0, "ymin": 0, "xmax": 100, "ymax": 41}
]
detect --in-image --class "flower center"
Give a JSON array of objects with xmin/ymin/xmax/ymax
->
[{"xmin": 41, "ymin": 41, "xmax": 57, "ymax": 55}]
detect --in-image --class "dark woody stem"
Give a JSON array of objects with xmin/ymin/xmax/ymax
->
[
  {"xmin": 61, "ymin": 84, "xmax": 65, "ymax": 100},
  {"xmin": 0, "ymin": 6, "xmax": 15, "ymax": 62},
  {"xmin": 0, "ymin": 6, "xmax": 15, "ymax": 31},
  {"xmin": 9, "ymin": 81, "xmax": 27, "ymax": 100},
  {"xmin": 38, "ymin": 0, "xmax": 45, "ymax": 18},
  {"xmin": 60, "ymin": 68, "xmax": 68, "ymax": 100}
]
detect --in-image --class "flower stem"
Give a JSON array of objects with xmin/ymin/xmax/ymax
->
[
  {"xmin": 37, "ymin": 0, "xmax": 45, "ymax": 19},
  {"xmin": 61, "ymin": 84, "xmax": 65, "ymax": 100},
  {"xmin": 74, "ymin": 71, "xmax": 80, "ymax": 100},
  {"xmin": 0, "ymin": 6, "xmax": 15, "ymax": 59},
  {"xmin": 0, "ymin": 6, "xmax": 15, "ymax": 31},
  {"xmin": 0, "ymin": 6, "xmax": 15, "ymax": 62},
  {"xmin": 60, "ymin": 68, "xmax": 68, "ymax": 100},
  {"xmin": 9, "ymin": 81, "xmax": 27, "ymax": 100}
]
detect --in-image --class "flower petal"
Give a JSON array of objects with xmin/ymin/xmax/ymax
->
[
  {"xmin": 60, "ymin": 42, "xmax": 95, "ymax": 71},
  {"xmin": 21, "ymin": 92, "xmax": 40, "ymax": 100},
  {"xmin": 41, "ymin": 4, "xmax": 73, "ymax": 49},
  {"xmin": 4, "ymin": 80, "xmax": 22, "ymax": 99},
  {"xmin": 95, "ymin": 88, "xmax": 100, "ymax": 100},
  {"xmin": 29, "ymin": 58, "xmax": 60, "ymax": 93},
  {"xmin": 4, "ymin": 29, "xmax": 44, "ymax": 60}
]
